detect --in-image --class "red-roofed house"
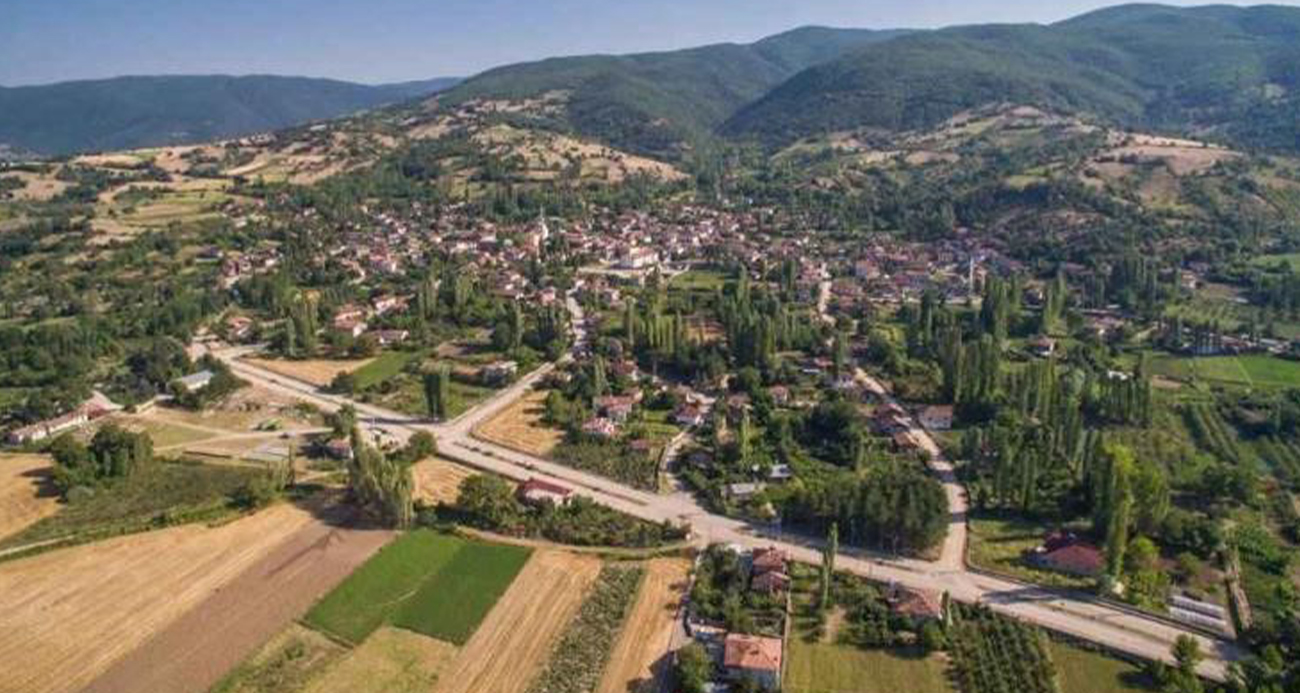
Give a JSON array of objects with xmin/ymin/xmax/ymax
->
[
  {"xmin": 886, "ymin": 585, "xmax": 945, "ymax": 623},
  {"xmin": 751, "ymin": 547, "xmax": 788, "ymax": 577},
  {"xmin": 723, "ymin": 633, "xmax": 783, "ymax": 690},
  {"xmin": 1030, "ymin": 541, "xmax": 1104, "ymax": 577},
  {"xmin": 518, "ymin": 478, "xmax": 573, "ymax": 507}
]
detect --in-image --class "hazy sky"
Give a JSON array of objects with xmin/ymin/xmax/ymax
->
[{"xmin": 1, "ymin": 0, "xmax": 1294, "ymax": 86}]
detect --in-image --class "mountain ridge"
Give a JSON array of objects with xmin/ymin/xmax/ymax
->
[{"xmin": 0, "ymin": 74, "xmax": 461, "ymax": 156}]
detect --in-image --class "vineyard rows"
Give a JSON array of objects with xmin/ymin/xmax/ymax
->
[
  {"xmin": 526, "ymin": 564, "xmax": 645, "ymax": 693},
  {"xmin": 1185, "ymin": 403, "xmax": 1246, "ymax": 465}
]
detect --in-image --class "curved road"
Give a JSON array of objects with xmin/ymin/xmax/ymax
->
[{"xmin": 211, "ymin": 328, "xmax": 1244, "ymax": 682}]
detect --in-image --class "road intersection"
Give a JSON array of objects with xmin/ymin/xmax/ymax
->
[{"xmin": 209, "ymin": 305, "xmax": 1246, "ymax": 681}]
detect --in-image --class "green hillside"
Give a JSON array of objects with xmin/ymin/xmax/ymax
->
[
  {"xmin": 724, "ymin": 4, "xmax": 1300, "ymax": 149},
  {"xmin": 439, "ymin": 27, "xmax": 909, "ymax": 158},
  {"xmin": 0, "ymin": 74, "xmax": 460, "ymax": 156}
]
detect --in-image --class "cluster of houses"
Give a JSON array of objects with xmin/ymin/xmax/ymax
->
[
  {"xmin": 682, "ymin": 545, "xmax": 948, "ymax": 691},
  {"xmin": 685, "ymin": 546, "xmax": 792, "ymax": 691},
  {"xmin": 4, "ymin": 392, "xmax": 121, "ymax": 445}
]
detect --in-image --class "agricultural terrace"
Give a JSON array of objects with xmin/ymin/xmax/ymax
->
[
  {"xmin": 1149, "ymin": 354, "xmax": 1300, "ymax": 389},
  {"xmin": 304, "ymin": 530, "xmax": 530, "ymax": 645}
]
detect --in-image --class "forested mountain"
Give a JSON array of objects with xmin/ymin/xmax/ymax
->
[
  {"xmin": 0, "ymin": 74, "xmax": 461, "ymax": 156},
  {"xmin": 724, "ymin": 4, "xmax": 1300, "ymax": 150},
  {"xmin": 438, "ymin": 27, "xmax": 910, "ymax": 157}
]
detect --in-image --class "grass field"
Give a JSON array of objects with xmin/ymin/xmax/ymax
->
[
  {"xmin": 0, "ymin": 462, "xmax": 261, "ymax": 550},
  {"xmin": 784, "ymin": 640, "xmax": 952, "ymax": 693},
  {"xmin": 1150, "ymin": 354, "xmax": 1300, "ymax": 388},
  {"xmin": 391, "ymin": 541, "xmax": 533, "ymax": 644},
  {"xmin": 305, "ymin": 627, "xmax": 458, "ymax": 693},
  {"xmin": 352, "ymin": 350, "xmax": 423, "ymax": 390},
  {"xmin": 304, "ymin": 531, "xmax": 530, "ymax": 645},
  {"xmin": 668, "ymin": 270, "xmax": 728, "ymax": 292},
  {"xmin": 1049, "ymin": 642, "xmax": 1154, "ymax": 693}
]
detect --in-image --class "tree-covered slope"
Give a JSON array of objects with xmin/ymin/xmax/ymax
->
[
  {"xmin": 439, "ymin": 27, "xmax": 909, "ymax": 157},
  {"xmin": 724, "ymin": 4, "xmax": 1300, "ymax": 150},
  {"xmin": 0, "ymin": 74, "xmax": 460, "ymax": 156}
]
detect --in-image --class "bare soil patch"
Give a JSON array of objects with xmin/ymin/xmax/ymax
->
[
  {"xmin": 597, "ymin": 558, "xmax": 691, "ymax": 693},
  {"xmin": 412, "ymin": 457, "xmax": 479, "ymax": 506},
  {"xmin": 306, "ymin": 627, "xmax": 459, "ymax": 693},
  {"xmin": 435, "ymin": 550, "xmax": 602, "ymax": 693},
  {"xmin": 472, "ymin": 390, "xmax": 564, "ymax": 457},
  {"xmin": 0, "ymin": 454, "xmax": 59, "ymax": 541},
  {"xmin": 0, "ymin": 503, "xmax": 317, "ymax": 693},
  {"xmin": 243, "ymin": 357, "xmax": 376, "ymax": 388}
]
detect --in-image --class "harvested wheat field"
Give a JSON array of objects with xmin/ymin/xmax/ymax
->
[
  {"xmin": 243, "ymin": 357, "xmax": 375, "ymax": 387},
  {"xmin": 306, "ymin": 627, "xmax": 459, "ymax": 693},
  {"xmin": 412, "ymin": 458, "xmax": 479, "ymax": 505},
  {"xmin": 0, "ymin": 454, "xmax": 59, "ymax": 541},
  {"xmin": 597, "ymin": 558, "xmax": 691, "ymax": 693},
  {"xmin": 472, "ymin": 390, "xmax": 563, "ymax": 457},
  {"xmin": 436, "ymin": 550, "xmax": 602, "ymax": 693},
  {"xmin": 82, "ymin": 500, "xmax": 396, "ymax": 693},
  {"xmin": 0, "ymin": 504, "xmax": 316, "ymax": 693}
]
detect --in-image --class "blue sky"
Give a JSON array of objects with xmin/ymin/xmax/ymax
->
[{"xmin": 1, "ymin": 0, "xmax": 1293, "ymax": 86}]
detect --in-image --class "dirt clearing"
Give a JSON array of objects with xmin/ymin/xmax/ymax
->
[
  {"xmin": 412, "ymin": 457, "xmax": 479, "ymax": 505},
  {"xmin": 596, "ymin": 558, "xmax": 691, "ymax": 693},
  {"xmin": 0, "ymin": 454, "xmax": 59, "ymax": 541},
  {"xmin": 306, "ymin": 627, "xmax": 459, "ymax": 693},
  {"xmin": 472, "ymin": 390, "xmax": 564, "ymax": 457},
  {"xmin": 0, "ymin": 503, "xmax": 316, "ymax": 693},
  {"xmin": 436, "ymin": 550, "xmax": 602, "ymax": 693},
  {"xmin": 243, "ymin": 357, "xmax": 376, "ymax": 387},
  {"xmin": 81, "ymin": 501, "xmax": 396, "ymax": 693}
]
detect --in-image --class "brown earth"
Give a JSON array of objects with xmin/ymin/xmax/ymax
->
[
  {"xmin": 242, "ymin": 357, "xmax": 376, "ymax": 387},
  {"xmin": 596, "ymin": 559, "xmax": 691, "ymax": 693},
  {"xmin": 436, "ymin": 550, "xmax": 602, "ymax": 693},
  {"xmin": 0, "ymin": 503, "xmax": 322, "ymax": 693},
  {"xmin": 412, "ymin": 457, "xmax": 479, "ymax": 506},
  {"xmin": 0, "ymin": 454, "xmax": 59, "ymax": 541},
  {"xmin": 472, "ymin": 390, "xmax": 564, "ymax": 457},
  {"xmin": 76, "ymin": 500, "xmax": 395, "ymax": 693}
]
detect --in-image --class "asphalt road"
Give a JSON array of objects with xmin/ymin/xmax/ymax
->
[{"xmin": 206, "ymin": 307, "xmax": 1245, "ymax": 681}]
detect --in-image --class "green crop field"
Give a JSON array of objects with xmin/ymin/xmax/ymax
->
[
  {"xmin": 390, "ymin": 541, "xmax": 532, "ymax": 644},
  {"xmin": 1150, "ymin": 355, "xmax": 1300, "ymax": 388},
  {"xmin": 304, "ymin": 530, "xmax": 530, "ymax": 645}
]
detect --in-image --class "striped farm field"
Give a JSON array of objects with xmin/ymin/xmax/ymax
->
[{"xmin": 303, "ymin": 531, "xmax": 530, "ymax": 646}]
